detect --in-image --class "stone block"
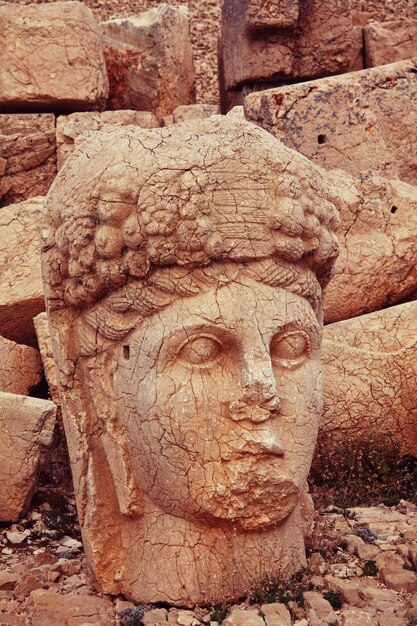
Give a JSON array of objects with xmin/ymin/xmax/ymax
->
[
  {"xmin": 0, "ymin": 335, "xmax": 42, "ymax": 396},
  {"xmin": 365, "ymin": 20, "xmax": 417, "ymax": 67},
  {"xmin": 220, "ymin": 0, "xmax": 354, "ymax": 105},
  {"xmin": 0, "ymin": 1, "xmax": 108, "ymax": 112},
  {"xmin": 324, "ymin": 171, "xmax": 417, "ymax": 323},
  {"xmin": 224, "ymin": 610, "xmax": 265, "ymax": 626},
  {"xmin": 244, "ymin": 59, "xmax": 417, "ymax": 185},
  {"xmin": 172, "ymin": 104, "xmax": 219, "ymax": 124},
  {"xmin": 0, "ymin": 392, "xmax": 56, "ymax": 521},
  {"xmin": 325, "ymin": 576, "xmax": 362, "ymax": 606},
  {"xmin": 101, "ymin": 5, "xmax": 196, "ymax": 121},
  {"xmin": 0, "ymin": 114, "xmax": 56, "ymax": 208},
  {"xmin": 260, "ymin": 602, "xmax": 291, "ymax": 626},
  {"xmin": 379, "ymin": 567, "xmax": 417, "ymax": 593},
  {"xmin": 321, "ymin": 301, "xmax": 417, "ymax": 454},
  {"xmin": 56, "ymin": 110, "xmax": 159, "ymax": 169},
  {"xmin": 0, "ymin": 197, "xmax": 45, "ymax": 347},
  {"xmin": 28, "ymin": 589, "xmax": 114, "ymax": 625}
]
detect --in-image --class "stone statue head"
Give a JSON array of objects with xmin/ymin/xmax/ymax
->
[{"xmin": 42, "ymin": 117, "xmax": 341, "ymax": 605}]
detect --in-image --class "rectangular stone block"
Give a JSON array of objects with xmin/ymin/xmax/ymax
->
[
  {"xmin": 100, "ymin": 5, "xmax": 196, "ymax": 121},
  {"xmin": 220, "ymin": 0, "xmax": 354, "ymax": 94},
  {"xmin": 56, "ymin": 110, "xmax": 159, "ymax": 169},
  {"xmin": 0, "ymin": 197, "xmax": 45, "ymax": 347},
  {"xmin": 244, "ymin": 59, "xmax": 417, "ymax": 185},
  {"xmin": 364, "ymin": 19, "xmax": 417, "ymax": 67},
  {"xmin": 0, "ymin": 1, "xmax": 108, "ymax": 112},
  {"xmin": 0, "ymin": 114, "xmax": 56, "ymax": 208},
  {"xmin": 0, "ymin": 335, "xmax": 42, "ymax": 396},
  {"xmin": 0, "ymin": 392, "xmax": 56, "ymax": 522},
  {"xmin": 322, "ymin": 301, "xmax": 417, "ymax": 455}
]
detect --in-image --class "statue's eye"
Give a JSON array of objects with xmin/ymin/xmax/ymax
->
[
  {"xmin": 270, "ymin": 330, "xmax": 310, "ymax": 367},
  {"xmin": 179, "ymin": 336, "xmax": 221, "ymax": 366}
]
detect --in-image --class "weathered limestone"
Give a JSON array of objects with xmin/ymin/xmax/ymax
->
[
  {"xmin": 0, "ymin": 2, "xmax": 108, "ymax": 113},
  {"xmin": 0, "ymin": 335, "xmax": 42, "ymax": 396},
  {"xmin": 0, "ymin": 392, "xmax": 56, "ymax": 522},
  {"xmin": 244, "ymin": 59, "xmax": 417, "ymax": 186},
  {"xmin": 220, "ymin": 0, "xmax": 354, "ymax": 110},
  {"xmin": 56, "ymin": 110, "xmax": 159, "ymax": 169},
  {"xmin": 0, "ymin": 114, "xmax": 56, "ymax": 208},
  {"xmin": 33, "ymin": 313, "xmax": 59, "ymax": 406},
  {"xmin": 364, "ymin": 20, "xmax": 417, "ymax": 68},
  {"xmin": 322, "ymin": 301, "xmax": 417, "ymax": 455},
  {"xmin": 41, "ymin": 118, "xmax": 342, "ymax": 604},
  {"xmin": 0, "ymin": 197, "xmax": 45, "ymax": 347},
  {"xmin": 172, "ymin": 104, "xmax": 219, "ymax": 123},
  {"xmin": 101, "ymin": 5, "xmax": 196, "ymax": 121},
  {"xmin": 324, "ymin": 170, "xmax": 417, "ymax": 322}
]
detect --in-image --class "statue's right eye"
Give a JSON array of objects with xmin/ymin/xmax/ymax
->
[{"xmin": 178, "ymin": 336, "xmax": 221, "ymax": 366}]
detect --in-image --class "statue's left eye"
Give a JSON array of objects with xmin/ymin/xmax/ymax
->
[
  {"xmin": 270, "ymin": 330, "xmax": 310, "ymax": 366},
  {"xmin": 179, "ymin": 336, "xmax": 221, "ymax": 366}
]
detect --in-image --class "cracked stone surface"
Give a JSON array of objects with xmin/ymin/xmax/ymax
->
[
  {"xmin": 364, "ymin": 19, "xmax": 417, "ymax": 68},
  {"xmin": 56, "ymin": 110, "xmax": 160, "ymax": 170},
  {"xmin": 33, "ymin": 313, "xmax": 60, "ymax": 406},
  {"xmin": 0, "ymin": 335, "xmax": 42, "ymax": 396},
  {"xmin": 324, "ymin": 170, "xmax": 417, "ymax": 322},
  {"xmin": 0, "ymin": 392, "xmax": 56, "ymax": 522},
  {"xmin": 0, "ymin": 196, "xmax": 45, "ymax": 347},
  {"xmin": 41, "ymin": 117, "xmax": 342, "ymax": 605},
  {"xmin": 100, "ymin": 4, "xmax": 196, "ymax": 121},
  {"xmin": 244, "ymin": 59, "xmax": 417, "ymax": 186},
  {"xmin": 0, "ymin": 1, "xmax": 108, "ymax": 112},
  {"xmin": 0, "ymin": 114, "xmax": 56, "ymax": 209},
  {"xmin": 321, "ymin": 301, "xmax": 417, "ymax": 454},
  {"xmin": 219, "ymin": 0, "xmax": 354, "ymax": 110}
]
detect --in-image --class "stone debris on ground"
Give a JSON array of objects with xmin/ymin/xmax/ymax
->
[{"xmin": 1, "ymin": 499, "xmax": 417, "ymax": 624}]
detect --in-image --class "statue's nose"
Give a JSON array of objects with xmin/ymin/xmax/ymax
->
[{"xmin": 241, "ymin": 355, "xmax": 281, "ymax": 414}]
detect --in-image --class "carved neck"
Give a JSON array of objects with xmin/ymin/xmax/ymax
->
[{"xmin": 115, "ymin": 498, "xmax": 306, "ymax": 606}]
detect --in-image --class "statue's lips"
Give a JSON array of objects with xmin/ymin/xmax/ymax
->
[{"xmin": 220, "ymin": 439, "xmax": 285, "ymax": 461}]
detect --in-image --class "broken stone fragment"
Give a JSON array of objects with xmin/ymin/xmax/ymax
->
[
  {"xmin": 244, "ymin": 59, "xmax": 417, "ymax": 186},
  {"xmin": 172, "ymin": 104, "xmax": 220, "ymax": 124},
  {"xmin": 33, "ymin": 313, "xmax": 59, "ymax": 405},
  {"xmin": 321, "ymin": 301, "xmax": 417, "ymax": 455},
  {"xmin": 325, "ymin": 170, "xmax": 417, "ymax": 322},
  {"xmin": 100, "ymin": 5, "xmax": 196, "ymax": 121},
  {"xmin": 56, "ymin": 110, "xmax": 159, "ymax": 169},
  {"xmin": 0, "ymin": 335, "xmax": 42, "ymax": 396},
  {"xmin": 0, "ymin": 114, "xmax": 56, "ymax": 208},
  {"xmin": 364, "ymin": 19, "xmax": 417, "ymax": 68},
  {"xmin": 0, "ymin": 197, "xmax": 45, "ymax": 347},
  {"xmin": 0, "ymin": 392, "xmax": 56, "ymax": 522},
  {"xmin": 220, "ymin": 0, "xmax": 354, "ymax": 110},
  {"xmin": 0, "ymin": 1, "xmax": 108, "ymax": 113}
]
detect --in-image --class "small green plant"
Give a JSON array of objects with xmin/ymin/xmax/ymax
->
[
  {"xmin": 362, "ymin": 560, "xmax": 379, "ymax": 576},
  {"xmin": 407, "ymin": 620, "xmax": 417, "ymax": 626},
  {"xmin": 323, "ymin": 590, "xmax": 343, "ymax": 610},
  {"xmin": 210, "ymin": 604, "xmax": 229, "ymax": 623},
  {"xmin": 249, "ymin": 570, "xmax": 307, "ymax": 608},
  {"xmin": 118, "ymin": 606, "xmax": 146, "ymax": 626}
]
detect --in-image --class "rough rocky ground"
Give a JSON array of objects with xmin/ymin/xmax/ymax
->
[
  {"xmin": 7, "ymin": 0, "xmax": 417, "ymax": 105},
  {"xmin": 3, "ymin": 495, "xmax": 417, "ymax": 625}
]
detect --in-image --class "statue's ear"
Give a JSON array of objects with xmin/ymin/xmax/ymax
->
[
  {"xmin": 96, "ymin": 348, "xmax": 145, "ymax": 518},
  {"xmin": 47, "ymin": 309, "xmax": 144, "ymax": 519}
]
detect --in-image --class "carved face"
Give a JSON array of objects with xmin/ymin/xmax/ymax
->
[{"xmin": 114, "ymin": 275, "xmax": 322, "ymax": 530}]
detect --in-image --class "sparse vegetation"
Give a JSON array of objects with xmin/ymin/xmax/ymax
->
[
  {"xmin": 249, "ymin": 569, "xmax": 309, "ymax": 608},
  {"xmin": 210, "ymin": 604, "xmax": 229, "ymax": 623},
  {"xmin": 323, "ymin": 590, "xmax": 343, "ymax": 610},
  {"xmin": 362, "ymin": 560, "xmax": 379, "ymax": 576},
  {"xmin": 310, "ymin": 433, "xmax": 417, "ymax": 509}
]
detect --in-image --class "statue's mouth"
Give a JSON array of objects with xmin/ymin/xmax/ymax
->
[{"xmin": 220, "ymin": 438, "xmax": 285, "ymax": 461}]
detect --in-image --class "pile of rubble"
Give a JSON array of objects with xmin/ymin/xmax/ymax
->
[{"xmin": 2, "ymin": 502, "xmax": 417, "ymax": 625}]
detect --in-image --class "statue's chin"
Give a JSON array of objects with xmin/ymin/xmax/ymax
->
[{"xmin": 191, "ymin": 476, "xmax": 301, "ymax": 531}]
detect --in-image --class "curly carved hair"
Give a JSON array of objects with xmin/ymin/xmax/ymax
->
[{"xmin": 42, "ymin": 117, "xmax": 341, "ymax": 341}]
